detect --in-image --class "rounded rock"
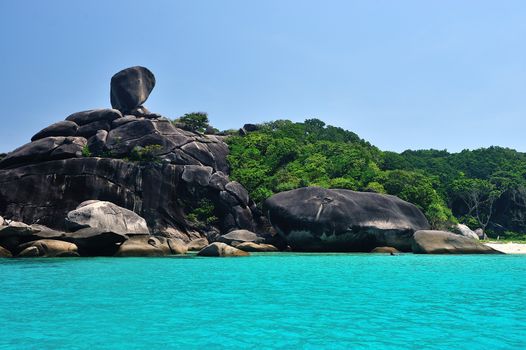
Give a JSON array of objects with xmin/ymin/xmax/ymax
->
[{"xmin": 110, "ymin": 66, "xmax": 156, "ymax": 113}]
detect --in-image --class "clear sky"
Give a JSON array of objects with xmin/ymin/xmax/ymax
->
[{"xmin": 1, "ymin": 0, "xmax": 525, "ymax": 153}]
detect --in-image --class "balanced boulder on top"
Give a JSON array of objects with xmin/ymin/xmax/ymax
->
[{"xmin": 110, "ymin": 66, "xmax": 156, "ymax": 113}]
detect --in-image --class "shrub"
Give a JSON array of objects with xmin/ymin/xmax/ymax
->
[
  {"xmin": 173, "ymin": 112, "xmax": 209, "ymax": 133},
  {"xmin": 129, "ymin": 144, "xmax": 163, "ymax": 162},
  {"xmin": 187, "ymin": 198, "xmax": 218, "ymax": 228},
  {"xmin": 81, "ymin": 145, "xmax": 92, "ymax": 157}
]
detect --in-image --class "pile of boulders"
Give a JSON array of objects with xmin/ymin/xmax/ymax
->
[
  {"xmin": 0, "ymin": 66, "xmax": 260, "ymax": 239},
  {"xmin": 263, "ymin": 187, "xmax": 501, "ymax": 254},
  {"xmin": 0, "ymin": 200, "xmax": 278, "ymax": 258}
]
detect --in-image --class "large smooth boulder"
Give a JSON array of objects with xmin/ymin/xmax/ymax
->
[
  {"xmin": 412, "ymin": 230, "xmax": 501, "ymax": 254},
  {"xmin": 453, "ymin": 224, "xmax": 479, "ymax": 240},
  {"xmin": 66, "ymin": 109, "xmax": 122, "ymax": 126},
  {"xmin": 17, "ymin": 239, "xmax": 79, "ymax": 257},
  {"xmin": 31, "ymin": 121, "xmax": 79, "ymax": 141},
  {"xmin": 187, "ymin": 238, "xmax": 209, "ymax": 251},
  {"xmin": 197, "ymin": 242, "xmax": 250, "ymax": 257},
  {"xmin": 475, "ymin": 228, "xmax": 487, "ymax": 240},
  {"xmin": 371, "ymin": 246, "xmax": 400, "ymax": 254},
  {"xmin": 114, "ymin": 235, "xmax": 187, "ymax": 256},
  {"xmin": 235, "ymin": 242, "xmax": 278, "ymax": 252},
  {"xmin": 0, "ymin": 136, "xmax": 86, "ymax": 168},
  {"xmin": 264, "ymin": 187, "xmax": 430, "ymax": 252},
  {"xmin": 65, "ymin": 227, "xmax": 127, "ymax": 256},
  {"xmin": 110, "ymin": 66, "xmax": 156, "ymax": 113},
  {"xmin": 216, "ymin": 229, "xmax": 263, "ymax": 246},
  {"xmin": 65, "ymin": 201, "xmax": 149, "ymax": 234},
  {"xmin": 87, "ymin": 130, "xmax": 108, "ymax": 155},
  {"xmin": 0, "ymin": 245, "xmax": 12, "ymax": 257},
  {"xmin": 114, "ymin": 236, "xmax": 165, "ymax": 257},
  {"xmin": 76, "ymin": 120, "xmax": 111, "ymax": 138},
  {"xmin": 0, "ymin": 223, "xmax": 67, "ymax": 253},
  {"xmin": 165, "ymin": 237, "xmax": 188, "ymax": 254}
]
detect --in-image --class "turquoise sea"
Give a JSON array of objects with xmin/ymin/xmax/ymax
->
[{"xmin": 1, "ymin": 253, "xmax": 525, "ymax": 349}]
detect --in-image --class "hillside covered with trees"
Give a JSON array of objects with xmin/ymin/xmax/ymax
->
[{"xmin": 226, "ymin": 119, "xmax": 526, "ymax": 238}]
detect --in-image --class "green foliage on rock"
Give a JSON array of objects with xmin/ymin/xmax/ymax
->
[
  {"xmin": 226, "ymin": 119, "xmax": 526, "ymax": 236},
  {"xmin": 81, "ymin": 145, "xmax": 92, "ymax": 157},
  {"xmin": 187, "ymin": 198, "xmax": 218, "ymax": 228},
  {"xmin": 129, "ymin": 144, "xmax": 163, "ymax": 162},
  {"xmin": 173, "ymin": 112, "xmax": 209, "ymax": 133}
]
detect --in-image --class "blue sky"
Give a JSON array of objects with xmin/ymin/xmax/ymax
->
[{"xmin": 1, "ymin": 0, "xmax": 525, "ymax": 153}]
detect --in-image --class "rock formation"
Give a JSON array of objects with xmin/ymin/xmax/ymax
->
[
  {"xmin": 0, "ymin": 67, "xmax": 259, "ymax": 243},
  {"xmin": 412, "ymin": 230, "xmax": 501, "ymax": 254},
  {"xmin": 263, "ymin": 186, "xmax": 430, "ymax": 252},
  {"xmin": 197, "ymin": 242, "xmax": 250, "ymax": 257}
]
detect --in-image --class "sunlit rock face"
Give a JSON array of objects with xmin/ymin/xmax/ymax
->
[
  {"xmin": 264, "ymin": 187, "xmax": 430, "ymax": 252},
  {"xmin": 0, "ymin": 67, "xmax": 259, "ymax": 241}
]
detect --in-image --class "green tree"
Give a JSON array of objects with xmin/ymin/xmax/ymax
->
[
  {"xmin": 175, "ymin": 112, "xmax": 209, "ymax": 133},
  {"xmin": 450, "ymin": 178, "xmax": 502, "ymax": 229}
]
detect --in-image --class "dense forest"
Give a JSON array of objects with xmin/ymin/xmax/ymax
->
[{"xmin": 226, "ymin": 119, "xmax": 526, "ymax": 238}]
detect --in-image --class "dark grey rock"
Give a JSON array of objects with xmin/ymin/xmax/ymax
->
[
  {"xmin": 111, "ymin": 115, "xmax": 138, "ymax": 128},
  {"xmin": 0, "ymin": 245, "xmax": 12, "ymax": 257},
  {"xmin": 180, "ymin": 142, "xmax": 216, "ymax": 168},
  {"xmin": 219, "ymin": 190, "xmax": 238, "ymax": 207},
  {"xmin": 264, "ymin": 186, "xmax": 430, "ymax": 252},
  {"xmin": 65, "ymin": 227, "xmax": 128, "ymax": 256},
  {"xmin": 129, "ymin": 105, "xmax": 150, "ymax": 116},
  {"xmin": 232, "ymin": 205, "xmax": 255, "ymax": 231},
  {"xmin": 0, "ymin": 223, "xmax": 67, "ymax": 253},
  {"xmin": 225, "ymin": 181, "xmax": 249, "ymax": 207},
  {"xmin": 106, "ymin": 119, "xmax": 178, "ymax": 157},
  {"xmin": 181, "ymin": 165, "xmax": 213, "ymax": 186},
  {"xmin": 0, "ymin": 137, "xmax": 86, "ymax": 169},
  {"xmin": 50, "ymin": 137, "xmax": 86, "ymax": 159},
  {"xmin": 66, "ymin": 109, "xmax": 122, "ymax": 126},
  {"xmin": 31, "ymin": 121, "xmax": 79, "ymax": 141},
  {"xmin": 0, "ymin": 158, "xmax": 256, "ymax": 240},
  {"xmin": 208, "ymin": 172, "xmax": 229, "ymax": 191},
  {"xmin": 412, "ymin": 230, "xmax": 501, "ymax": 254},
  {"xmin": 110, "ymin": 66, "xmax": 155, "ymax": 113},
  {"xmin": 76, "ymin": 120, "xmax": 111, "ymax": 138},
  {"xmin": 216, "ymin": 229, "xmax": 263, "ymax": 245},
  {"xmin": 144, "ymin": 113, "xmax": 163, "ymax": 119},
  {"xmin": 87, "ymin": 130, "xmax": 108, "ymax": 155}
]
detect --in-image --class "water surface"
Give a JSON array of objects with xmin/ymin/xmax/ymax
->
[{"xmin": 1, "ymin": 253, "xmax": 525, "ymax": 349}]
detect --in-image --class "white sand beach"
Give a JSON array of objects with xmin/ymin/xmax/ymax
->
[{"xmin": 484, "ymin": 243, "xmax": 526, "ymax": 254}]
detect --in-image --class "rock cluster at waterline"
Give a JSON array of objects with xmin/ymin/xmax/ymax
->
[
  {"xmin": 0, "ymin": 66, "xmax": 507, "ymax": 257},
  {"xmin": 0, "ymin": 202, "xmax": 262, "ymax": 257},
  {"xmin": 264, "ymin": 187, "xmax": 430, "ymax": 252}
]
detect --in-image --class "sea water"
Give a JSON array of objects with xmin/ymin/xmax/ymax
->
[{"xmin": 1, "ymin": 253, "xmax": 525, "ymax": 349}]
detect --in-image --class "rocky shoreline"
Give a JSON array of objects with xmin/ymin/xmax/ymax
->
[{"xmin": 0, "ymin": 66, "xmax": 515, "ymax": 258}]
